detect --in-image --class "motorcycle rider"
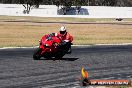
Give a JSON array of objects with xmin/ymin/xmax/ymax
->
[{"xmin": 57, "ymin": 26, "xmax": 73, "ymax": 53}]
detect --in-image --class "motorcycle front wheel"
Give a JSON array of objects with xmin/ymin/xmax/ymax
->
[{"xmin": 33, "ymin": 48, "xmax": 42, "ymax": 60}]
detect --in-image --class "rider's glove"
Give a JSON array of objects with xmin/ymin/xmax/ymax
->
[{"xmin": 61, "ymin": 40, "xmax": 67, "ymax": 45}]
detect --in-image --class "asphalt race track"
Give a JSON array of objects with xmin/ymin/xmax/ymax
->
[{"xmin": 0, "ymin": 45, "xmax": 132, "ymax": 88}]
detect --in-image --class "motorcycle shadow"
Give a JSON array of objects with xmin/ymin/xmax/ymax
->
[{"xmin": 35, "ymin": 57, "xmax": 79, "ymax": 61}]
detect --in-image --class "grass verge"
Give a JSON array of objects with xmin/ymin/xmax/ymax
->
[
  {"xmin": 0, "ymin": 16, "xmax": 132, "ymax": 47},
  {"xmin": 0, "ymin": 16, "xmax": 132, "ymax": 22}
]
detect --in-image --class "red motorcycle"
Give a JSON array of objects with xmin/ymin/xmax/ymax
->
[{"xmin": 33, "ymin": 33, "xmax": 73, "ymax": 60}]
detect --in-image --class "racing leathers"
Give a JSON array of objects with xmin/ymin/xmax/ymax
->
[{"xmin": 57, "ymin": 32, "xmax": 73, "ymax": 53}]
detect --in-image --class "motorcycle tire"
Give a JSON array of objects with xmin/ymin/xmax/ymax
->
[{"xmin": 33, "ymin": 48, "xmax": 42, "ymax": 60}]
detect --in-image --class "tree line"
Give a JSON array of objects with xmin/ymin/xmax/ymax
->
[
  {"xmin": 0, "ymin": 0, "xmax": 132, "ymax": 7},
  {"xmin": 0, "ymin": 0, "xmax": 131, "ymax": 14}
]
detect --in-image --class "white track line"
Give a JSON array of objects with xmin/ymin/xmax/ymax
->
[{"xmin": 0, "ymin": 43, "xmax": 132, "ymax": 49}]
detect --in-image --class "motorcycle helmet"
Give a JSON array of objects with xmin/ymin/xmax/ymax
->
[{"xmin": 60, "ymin": 26, "xmax": 66, "ymax": 34}]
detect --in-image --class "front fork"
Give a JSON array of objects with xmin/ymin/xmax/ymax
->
[{"xmin": 39, "ymin": 44, "xmax": 46, "ymax": 56}]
